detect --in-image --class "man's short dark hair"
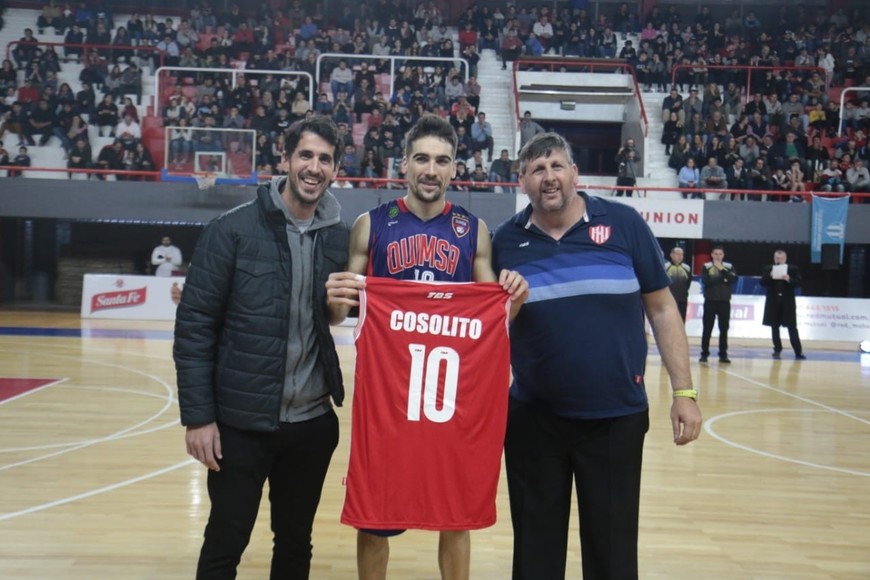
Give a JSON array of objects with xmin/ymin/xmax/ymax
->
[
  {"xmin": 517, "ymin": 132, "xmax": 574, "ymax": 175},
  {"xmin": 283, "ymin": 116, "xmax": 340, "ymax": 164},
  {"xmin": 404, "ymin": 114, "xmax": 458, "ymax": 157}
]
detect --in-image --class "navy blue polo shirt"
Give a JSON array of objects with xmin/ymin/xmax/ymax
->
[{"xmin": 492, "ymin": 193, "xmax": 669, "ymax": 419}]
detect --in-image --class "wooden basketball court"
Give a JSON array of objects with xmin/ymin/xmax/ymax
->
[{"xmin": 0, "ymin": 311, "xmax": 868, "ymax": 579}]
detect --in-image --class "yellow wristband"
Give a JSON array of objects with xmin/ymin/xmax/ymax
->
[{"xmin": 673, "ymin": 389, "xmax": 698, "ymax": 400}]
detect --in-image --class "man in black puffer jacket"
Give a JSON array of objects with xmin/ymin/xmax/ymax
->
[{"xmin": 174, "ymin": 116, "xmax": 349, "ymax": 579}]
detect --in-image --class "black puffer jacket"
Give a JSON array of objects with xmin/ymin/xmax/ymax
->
[{"xmin": 174, "ymin": 183, "xmax": 349, "ymax": 431}]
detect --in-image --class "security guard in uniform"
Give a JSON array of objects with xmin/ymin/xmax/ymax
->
[
  {"xmin": 665, "ymin": 246, "xmax": 692, "ymax": 322},
  {"xmin": 700, "ymin": 245, "xmax": 737, "ymax": 363}
]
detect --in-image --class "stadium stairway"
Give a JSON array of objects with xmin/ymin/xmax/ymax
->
[
  {"xmin": 1, "ymin": 8, "xmax": 160, "ymax": 179},
  {"xmin": 638, "ymin": 88, "xmax": 679, "ymax": 196}
]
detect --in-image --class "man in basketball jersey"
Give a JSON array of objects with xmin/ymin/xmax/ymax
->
[{"xmin": 325, "ymin": 114, "xmax": 528, "ymax": 580}]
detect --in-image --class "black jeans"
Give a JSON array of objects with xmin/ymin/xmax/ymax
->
[
  {"xmin": 701, "ymin": 299, "xmax": 731, "ymax": 357},
  {"xmin": 196, "ymin": 411, "xmax": 339, "ymax": 580},
  {"xmin": 505, "ymin": 398, "xmax": 648, "ymax": 580}
]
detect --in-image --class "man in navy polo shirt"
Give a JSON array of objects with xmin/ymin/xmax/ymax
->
[{"xmin": 491, "ymin": 132, "xmax": 702, "ymax": 580}]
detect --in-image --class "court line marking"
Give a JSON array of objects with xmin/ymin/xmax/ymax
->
[
  {"xmin": 0, "ymin": 343, "xmax": 188, "ymax": 521},
  {"xmin": 0, "ymin": 349, "xmax": 174, "ymax": 472},
  {"xmin": 0, "ymin": 378, "xmax": 69, "ymax": 406},
  {"xmin": 717, "ymin": 367, "xmax": 870, "ymax": 426},
  {"xmin": 0, "ymin": 386, "xmax": 179, "ymax": 453},
  {"xmin": 703, "ymin": 367, "xmax": 870, "ymax": 476},
  {"xmin": 0, "ymin": 459, "xmax": 197, "ymax": 521},
  {"xmin": 705, "ymin": 408, "xmax": 870, "ymax": 477}
]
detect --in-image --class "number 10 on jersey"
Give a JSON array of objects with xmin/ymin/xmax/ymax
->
[{"xmin": 407, "ymin": 344, "xmax": 459, "ymax": 423}]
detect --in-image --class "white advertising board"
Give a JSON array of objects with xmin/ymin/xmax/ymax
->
[
  {"xmin": 81, "ymin": 274, "xmax": 184, "ymax": 320},
  {"xmin": 684, "ymin": 295, "xmax": 870, "ymax": 342},
  {"xmin": 514, "ymin": 194, "xmax": 704, "ymax": 238}
]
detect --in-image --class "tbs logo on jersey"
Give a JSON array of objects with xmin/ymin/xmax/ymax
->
[
  {"xmin": 451, "ymin": 215, "xmax": 471, "ymax": 238},
  {"xmin": 589, "ymin": 225, "xmax": 611, "ymax": 245}
]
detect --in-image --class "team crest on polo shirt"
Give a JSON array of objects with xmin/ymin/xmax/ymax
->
[
  {"xmin": 451, "ymin": 215, "xmax": 471, "ymax": 238},
  {"xmin": 589, "ymin": 225, "xmax": 611, "ymax": 245}
]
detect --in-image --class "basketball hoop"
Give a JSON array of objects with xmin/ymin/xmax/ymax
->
[{"xmin": 193, "ymin": 172, "xmax": 218, "ymax": 190}]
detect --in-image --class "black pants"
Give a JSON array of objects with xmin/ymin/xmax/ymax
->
[
  {"xmin": 615, "ymin": 176, "xmax": 636, "ymax": 196},
  {"xmin": 505, "ymin": 398, "xmax": 648, "ymax": 580},
  {"xmin": 772, "ymin": 325, "xmax": 803, "ymax": 355},
  {"xmin": 701, "ymin": 299, "xmax": 730, "ymax": 357},
  {"xmin": 675, "ymin": 300, "xmax": 687, "ymax": 322},
  {"xmin": 197, "ymin": 411, "xmax": 339, "ymax": 580}
]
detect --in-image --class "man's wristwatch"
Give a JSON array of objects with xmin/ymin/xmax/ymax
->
[{"xmin": 673, "ymin": 389, "xmax": 698, "ymax": 400}]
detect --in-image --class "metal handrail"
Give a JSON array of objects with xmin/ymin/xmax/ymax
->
[
  {"xmin": 837, "ymin": 87, "xmax": 870, "ymax": 136},
  {"xmin": 153, "ymin": 66, "xmax": 314, "ymax": 118},
  {"xmin": 314, "ymin": 52, "xmax": 469, "ymax": 100}
]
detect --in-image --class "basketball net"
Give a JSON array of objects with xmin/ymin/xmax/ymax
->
[{"xmin": 193, "ymin": 172, "xmax": 218, "ymax": 190}]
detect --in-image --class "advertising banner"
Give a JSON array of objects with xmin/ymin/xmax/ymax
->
[
  {"xmin": 81, "ymin": 275, "xmax": 184, "ymax": 320},
  {"xmin": 684, "ymin": 294, "xmax": 870, "ymax": 342},
  {"xmin": 810, "ymin": 194, "xmax": 849, "ymax": 263}
]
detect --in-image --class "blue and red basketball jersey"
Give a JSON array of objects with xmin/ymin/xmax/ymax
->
[{"xmin": 366, "ymin": 198, "xmax": 479, "ymax": 282}]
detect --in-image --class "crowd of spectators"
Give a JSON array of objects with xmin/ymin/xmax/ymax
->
[
  {"xmin": 631, "ymin": 5, "xmax": 870, "ymax": 200},
  {"xmin": 2, "ymin": 0, "xmax": 869, "ymax": 194}
]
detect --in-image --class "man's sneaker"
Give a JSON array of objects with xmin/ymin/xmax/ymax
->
[
  {"xmin": 719, "ymin": 357, "xmax": 732, "ymax": 363},
  {"xmin": 795, "ymin": 353, "xmax": 807, "ymax": 360},
  {"xmin": 772, "ymin": 351, "xmax": 782, "ymax": 359},
  {"xmin": 699, "ymin": 355, "xmax": 708, "ymax": 363}
]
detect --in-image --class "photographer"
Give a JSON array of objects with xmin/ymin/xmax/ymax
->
[{"xmin": 615, "ymin": 138, "xmax": 640, "ymax": 197}]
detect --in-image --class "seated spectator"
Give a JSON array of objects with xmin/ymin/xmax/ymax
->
[
  {"xmin": 820, "ymin": 158, "xmax": 846, "ymax": 192},
  {"xmin": 24, "ymin": 62, "xmax": 45, "ymax": 91},
  {"xmin": 770, "ymin": 132, "xmax": 806, "ymax": 171},
  {"xmin": 846, "ymin": 159, "xmax": 870, "ymax": 193},
  {"xmin": 111, "ymin": 27, "xmax": 133, "ymax": 64},
  {"xmin": 331, "ymin": 167, "xmax": 355, "ymax": 189},
  {"xmin": 738, "ymin": 135, "xmax": 761, "ymax": 166},
  {"xmin": 156, "ymin": 34, "xmax": 180, "ymax": 67},
  {"xmin": 62, "ymin": 24, "xmax": 85, "ymax": 63},
  {"xmin": 0, "ymin": 140, "xmax": 9, "ymax": 167},
  {"xmin": 470, "ymin": 112, "xmax": 494, "ymax": 161},
  {"xmin": 115, "ymin": 114, "xmax": 141, "ymax": 150},
  {"xmin": 785, "ymin": 159, "xmax": 807, "ymax": 202},
  {"xmin": 95, "ymin": 94, "xmax": 119, "ymax": 137},
  {"xmin": 747, "ymin": 157, "xmax": 772, "ymax": 197},
  {"xmin": 79, "ymin": 50, "xmax": 107, "ymax": 90},
  {"xmin": 678, "ymin": 157, "xmax": 701, "ymax": 199},
  {"xmin": 37, "ymin": 1, "xmax": 65, "ymax": 34},
  {"xmin": 25, "ymin": 99, "xmax": 57, "ymax": 146},
  {"xmin": 452, "ymin": 160, "xmax": 470, "ymax": 191},
  {"xmin": 330, "ymin": 60, "xmax": 355, "ymax": 103},
  {"xmin": 271, "ymin": 108, "xmax": 292, "ymax": 138},
  {"xmin": 9, "ymin": 145, "xmax": 31, "ymax": 177},
  {"xmin": 700, "ymin": 156, "xmax": 727, "ymax": 197},
  {"xmin": 1, "ymin": 102, "xmax": 27, "ymax": 145},
  {"xmin": 53, "ymin": 103, "xmax": 77, "ymax": 150},
  {"xmin": 119, "ymin": 64, "xmax": 142, "ymax": 104},
  {"xmin": 339, "ymin": 143, "xmax": 361, "ymax": 178},
  {"xmin": 726, "ymin": 157, "xmax": 749, "ymax": 200},
  {"xmin": 169, "ymin": 118, "xmax": 193, "ymax": 165},
  {"xmin": 359, "ymin": 148, "xmax": 383, "ymax": 184},
  {"xmin": 0, "ymin": 60, "xmax": 18, "ymax": 93},
  {"xmin": 469, "ymin": 164, "xmax": 492, "ymax": 192},
  {"xmin": 14, "ymin": 29, "xmax": 40, "ymax": 70},
  {"xmin": 466, "ymin": 149, "xmax": 486, "ymax": 174},
  {"xmin": 67, "ymin": 136, "xmax": 92, "ymax": 176},
  {"xmin": 669, "ymin": 134, "xmax": 691, "ymax": 171},
  {"xmin": 489, "ymin": 149, "xmax": 517, "ymax": 187}
]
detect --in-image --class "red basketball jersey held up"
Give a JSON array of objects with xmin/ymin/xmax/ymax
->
[{"xmin": 341, "ymin": 277, "xmax": 511, "ymax": 531}]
